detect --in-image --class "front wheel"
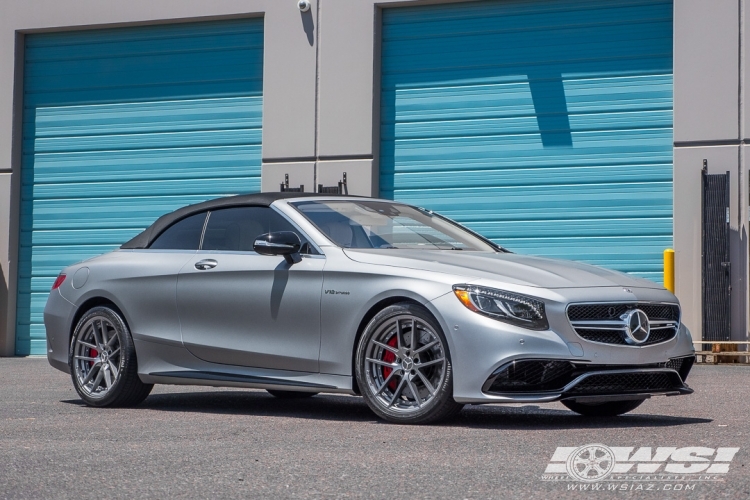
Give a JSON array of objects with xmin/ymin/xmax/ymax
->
[
  {"xmin": 355, "ymin": 303, "xmax": 463, "ymax": 424},
  {"xmin": 562, "ymin": 399, "xmax": 645, "ymax": 417},
  {"xmin": 69, "ymin": 306, "xmax": 153, "ymax": 407}
]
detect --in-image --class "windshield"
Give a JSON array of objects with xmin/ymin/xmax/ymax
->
[{"xmin": 291, "ymin": 200, "xmax": 497, "ymax": 251}]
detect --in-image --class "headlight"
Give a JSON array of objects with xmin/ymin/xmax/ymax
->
[{"xmin": 452, "ymin": 285, "xmax": 549, "ymax": 331}]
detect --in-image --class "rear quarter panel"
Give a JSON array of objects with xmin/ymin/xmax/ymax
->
[{"xmin": 58, "ymin": 250, "xmax": 196, "ymax": 346}]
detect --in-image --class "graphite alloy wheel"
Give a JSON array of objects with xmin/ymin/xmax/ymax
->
[
  {"xmin": 355, "ymin": 303, "xmax": 463, "ymax": 424},
  {"xmin": 562, "ymin": 399, "xmax": 645, "ymax": 417},
  {"xmin": 266, "ymin": 390, "xmax": 319, "ymax": 399},
  {"xmin": 70, "ymin": 306, "xmax": 153, "ymax": 407}
]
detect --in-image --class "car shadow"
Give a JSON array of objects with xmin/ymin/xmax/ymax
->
[
  {"xmin": 61, "ymin": 390, "xmax": 712, "ymax": 429},
  {"xmin": 447, "ymin": 403, "xmax": 712, "ymax": 430}
]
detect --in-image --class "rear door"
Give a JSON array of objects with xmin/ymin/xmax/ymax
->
[{"xmin": 114, "ymin": 212, "xmax": 207, "ymax": 345}]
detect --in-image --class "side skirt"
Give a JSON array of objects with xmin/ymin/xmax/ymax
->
[
  {"xmin": 149, "ymin": 370, "xmax": 336, "ymax": 391},
  {"xmin": 134, "ymin": 338, "xmax": 356, "ymax": 394}
]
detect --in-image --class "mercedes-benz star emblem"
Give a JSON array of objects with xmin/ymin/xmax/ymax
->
[{"xmin": 620, "ymin": 309, "xmax": 650, "ymax": 345}]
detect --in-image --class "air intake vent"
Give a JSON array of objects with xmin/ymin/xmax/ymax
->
[{"xmin": 567, "ymin": 372, "xmax": 678, "ymax": 394}]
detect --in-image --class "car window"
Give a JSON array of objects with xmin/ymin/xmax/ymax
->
[
  {"xmin": 201, "ymin": 207, "xmax": 315, "ymax": 254},
  {"xmin": 292, "ymin": 200, "xmax": 496, "ymax": 251},
  {"xmin": 148, "ymin": 212, "xmax": 208, "ymax": 250}
]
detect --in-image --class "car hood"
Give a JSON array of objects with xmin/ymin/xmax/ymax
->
[{"xmin": 342, "ymin": 249, "xmax": 662, "ymax": 289}]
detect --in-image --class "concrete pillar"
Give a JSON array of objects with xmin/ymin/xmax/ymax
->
[{"xmin": 673, "ymin": 0, "xmax": 747, "ymax": 342}]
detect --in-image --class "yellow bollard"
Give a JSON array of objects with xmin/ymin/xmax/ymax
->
[{"xmin": 664, "ymin": 248, "xmax": 675, "ymax": 293}]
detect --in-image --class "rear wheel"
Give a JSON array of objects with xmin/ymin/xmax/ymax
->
[
  {"xmin": 562, "ymin": 399, "xmax": 645, "ymax": 417},
  {"xmin": 355, "ymin": 303, "xmax": 463, "ymax": 424},
  {"xmin": 69, "ymin": 306, "xmax": 152, "ymax": 407},
  {"xmin": 266, "ymin": 390, "xmax": 318, "ymax": 399}
]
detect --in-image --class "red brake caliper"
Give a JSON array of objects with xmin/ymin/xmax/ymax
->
[
  {"xmin": 381, "ymin": 335, "xmax": 399, "ymax": 391},
  {"xmin": 89, "ymin": 347, "xmax": 98, "ymax": 368}
]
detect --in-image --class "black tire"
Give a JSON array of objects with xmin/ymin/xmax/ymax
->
[
  {"xmin": 562, "ymin": 398, "xmax": 645, "ymax": 417},
  {"xmin": 355, "ymin": 302, "xmax": 463, "ymax": 424},
  {"xmin": 69, "ymin": 306, "xmax": 153, "ymax": 407},
  {"xmin": 266, "ymin": 390, "xmax": 318, "ymax": 399}
]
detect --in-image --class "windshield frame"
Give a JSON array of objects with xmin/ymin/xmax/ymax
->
[{"xmin": 289, "ymin": 199, "xmax": 506, "ymax": 253}]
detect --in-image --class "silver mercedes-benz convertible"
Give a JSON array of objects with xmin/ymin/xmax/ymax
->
[{"xmin": 45, "ymin": 193, "xmax": 695, "ymax": 424}]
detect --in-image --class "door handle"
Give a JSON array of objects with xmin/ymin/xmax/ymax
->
[{"xmin": 195, "ymin": 259, "xmax": 218, "ymax": 270}]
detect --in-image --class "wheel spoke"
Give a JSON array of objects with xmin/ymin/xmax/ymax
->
[
  {"xmin": 91, "ymin": 321, "xmax": 103, "ymax": 349},
  {"xmin": 388, "ymin": 376, "xmax": 407, "ymax": 407},
  {"xmin": 372, "ymin": 340, "xmax": 399, "ymax": 356},
  {"xmin": 416, "ymin": 369, "xmax": 436, "ymax": 396},
  {"xmin": 91, "ymin": 367, "xmax": 104, "ymax": 390},
  {"xmin": 376, "ymin": 369, "xmax": 398, "ymax": 395},
  {"xmin": 103, "ymin": 366, "xmax": 112, "ymax": 389},
  {"xmin": 411, "ymin": 319, "xmax": 418, "ymax": 352},
  {"xmin": 81, "ymin": 365, "xmax": 99, "ymax": 385},
  {"xmin": 395, "ymin": 320, "xmax": 403, "ymax": 351},
  {"xmin": 366, "ymin": 357, "xmax": 398, "ymax": 368},
  {"xmin": 413, "ymin": 340, "xmax": 438, "ymax": 355},
  {"xmin": 406, "ymin": 377, "xmax": 421, "ymax": 408},
  {"xmin": 76, "ymin": 339, "xmax": 97, "ymax": 350},
  {"xmin": 416, "ymin": 357, "xmax": 444, "ymax": 368},
  {"xmin": 109, "ymin": 347, "xmax": 120, "ymax": 358},
  {"xmin": 74, "ymin": 356, "xmax": 97, "ymax": 362},
  {"xmin": 100, "ymin": 320, "xmax": 109, "ymax": 347},
  {"xmin": 108, "ymin": 360, "xmax": 119, "ymax": 379},
  {"xmin": 106, "ymin": 331, "xmax": 118, "ymax": 348},
  {"xmin": 410, "ymin": 319, "xmax": 418, "ymax": 352}
]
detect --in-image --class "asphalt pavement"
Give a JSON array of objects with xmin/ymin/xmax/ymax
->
[{"xmin": 0, "ymin": 358, "xmax": 748, "ymax": 499}]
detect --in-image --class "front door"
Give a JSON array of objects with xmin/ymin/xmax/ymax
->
[{"xmin": 177, "ymin": 206, "xmax": 324, "ymax": 372}]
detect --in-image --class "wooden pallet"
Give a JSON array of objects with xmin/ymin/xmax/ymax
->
[{"xmin": 693, "ymin": 342, "xmax": 750, "ymax": 364}]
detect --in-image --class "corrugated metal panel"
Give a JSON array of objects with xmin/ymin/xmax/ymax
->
[
  {"xmin": 17, "ymin": 19, "xmax": 264, "ymax": 355},
  {"xmin": 381, "ymin": 0, "xmax": 673, "ymax": 283}
]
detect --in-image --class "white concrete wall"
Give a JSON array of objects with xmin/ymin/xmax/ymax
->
[{"xmin": 673, "ymin": 0, "xmax": 748, "ymax": 342}]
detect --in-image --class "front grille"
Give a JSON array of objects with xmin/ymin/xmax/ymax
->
[
  {"xmin": 568, "ymin": 304, "xmax": 680, "ymax": 322},
  {"xmin": 567, "ymin": 372, "xmax": 678, "ymax": 395},
  {"xmin": 574, "ymin": 329, "xmax": 623, "ymax": 345},
  {"xmin": 567, "ymin": 303, "xmax": 680, "ymax": 346},
  {"xmin": 575, "ymin": 327, "xmax": 676, "ymax": 346}
]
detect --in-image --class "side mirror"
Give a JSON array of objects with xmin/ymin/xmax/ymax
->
[{"xmin": 253, "ymin": 231, "xmax": 302, "ymax": 264}]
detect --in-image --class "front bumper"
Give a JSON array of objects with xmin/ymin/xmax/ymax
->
[
  {"xmin": 430, "ymin": 286, "xmax": 696, "ymax": 404},
  {"xmin": 480, "ymin": 356, "xmax": 694, "ymax": 403}
]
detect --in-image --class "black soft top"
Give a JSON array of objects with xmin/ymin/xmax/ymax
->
[{"xmin": 120, "ymin": 192, "xmax": 341, "ymax": 249}]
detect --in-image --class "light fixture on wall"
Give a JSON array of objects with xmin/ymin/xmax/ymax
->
[{"xmin": 298, "ymin": 0, "xmax": 311, "ymax": 12}]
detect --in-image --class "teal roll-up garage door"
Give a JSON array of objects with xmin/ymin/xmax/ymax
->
[
  {"xmin": 17, "ymin": 19, "xmax": 263, "ymax": 355},
  {"xmin": 381, "ymin": 0, "xmax": 673, "ymax": 283}
]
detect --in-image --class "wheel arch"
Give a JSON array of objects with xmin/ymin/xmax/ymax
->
[
  {"xmin": 69, "ymin": 296, "xmax": 131, "ymax": 352},
  {"xmin": 349, "ymin": 294, "xmax": 450, "ymax": 395}
]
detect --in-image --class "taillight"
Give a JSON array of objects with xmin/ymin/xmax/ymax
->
[{"xmin": 51, "ymin": 274, "xmax": 66, "ymax": 290}]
